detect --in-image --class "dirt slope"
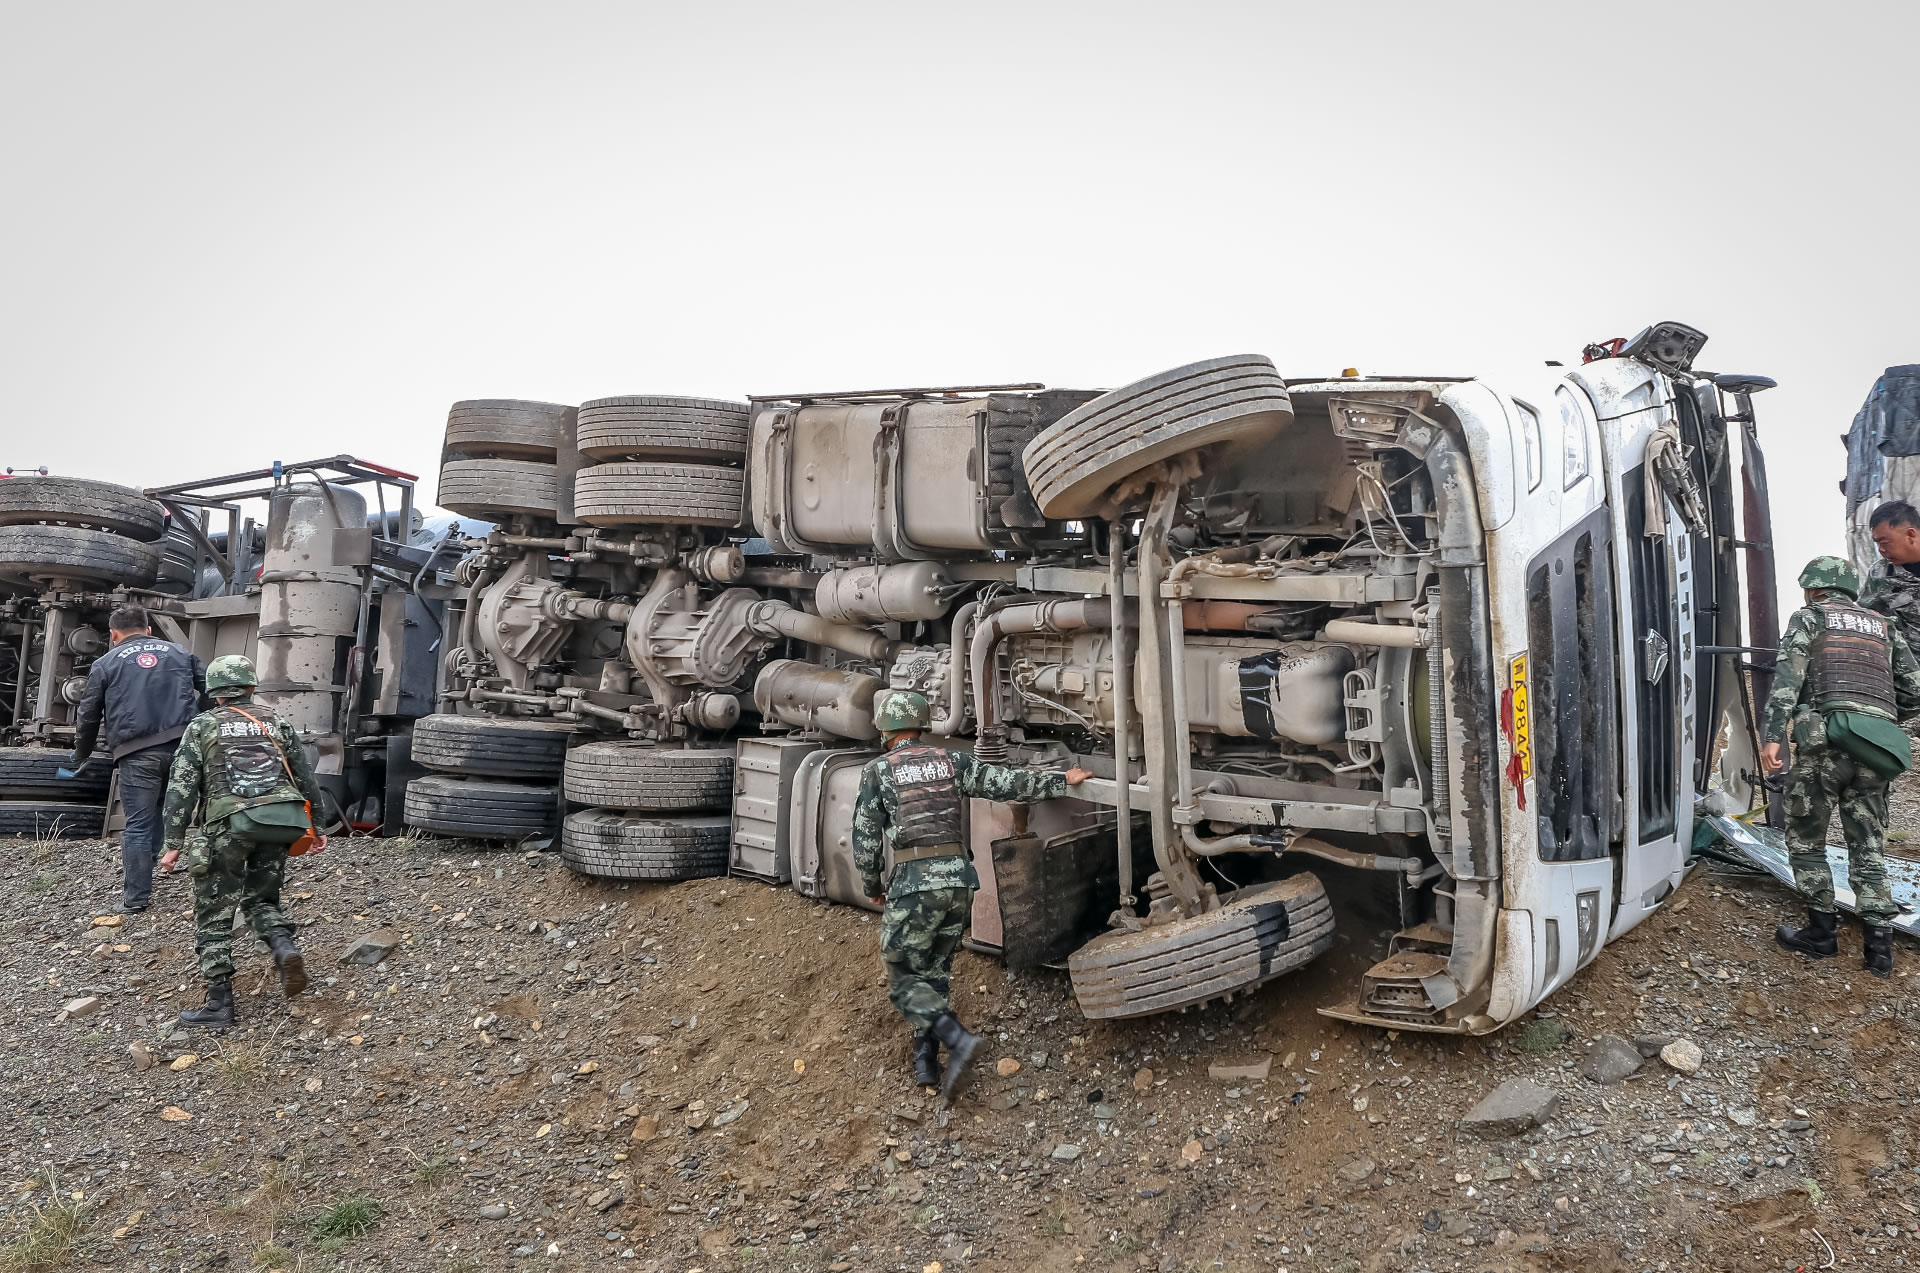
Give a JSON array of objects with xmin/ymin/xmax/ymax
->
[{"xmin": 0, "ymin": 833, "xmax": 1914, "ymax": 1273}]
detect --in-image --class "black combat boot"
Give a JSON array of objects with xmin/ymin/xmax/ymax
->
[
  {"xmin": 268, "ymin": 931, "xmax": 308, "ymax": 998},
  {"xmin": 911, "ymin": 1030, "xmax": 942, "ymax": 1088},
  {"xmin": 1774, "ymin": 908, "xmax": 1839, "ymax": 959},
  {"xmin": 930, "ymin": 1012, "xmax": 982, "ymax": 1104},
  {"xmin": 1863, "ymin": 924, "xmax": 1895, "ymax": 979},
  {"xmin": 177, "ymin": 979, "xmax": 234, "ymax": 1030}
]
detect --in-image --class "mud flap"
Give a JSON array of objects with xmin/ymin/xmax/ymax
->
[{"xmin": 980, "ymin": 829, "xmax": 1121, "ymax": 969}]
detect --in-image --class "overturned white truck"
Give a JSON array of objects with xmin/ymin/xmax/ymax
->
[{"xmin": 418, "ymin": 323, "xmax": 1778, "ymax": 1031}]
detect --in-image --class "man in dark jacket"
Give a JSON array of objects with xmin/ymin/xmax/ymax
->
[{"xmin": 71, "ymin": 605, "xmax": 206, "ymax": 912}]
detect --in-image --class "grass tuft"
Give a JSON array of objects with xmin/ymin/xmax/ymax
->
[
  {"xmin": 408, "ymin": 1152, "xmax": 454, "ymax": 1188},
  {"xmin": 212, "ymin": 1042, "xmax": 267, "ymax": 1086},
  {"xmin": 250, "ymin": 1246, "xmax": 294, "ymax": 1271},
  {"xmin": 0, "ymin": 1194, "xmax": 91, "ymax": 1273},
  {"xmin": 310, "ymin": 1197, "xmax": 382, "ymax": 1242},
  {"xmin": 1514, "ymin": 1017, "xmax": 1570, "ymax": 1054},
  {"xmin": 253, "ymin": 1157, "xmax": 303, "ymax": 1210}
]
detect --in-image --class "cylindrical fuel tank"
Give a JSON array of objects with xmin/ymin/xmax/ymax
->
[
  {"xmin": 814, "ymin": 561, "xmax": 954, "ymax": 625},
  {"xmin": 256, "ymin": 483, "xmax": 367, "ymax": 763},
  {"xmin": 753, "ymin": 659, "xmax": 882, "ymax": 740}
]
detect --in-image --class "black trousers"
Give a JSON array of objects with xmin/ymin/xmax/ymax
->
[{"xmin": 116, "ymin": 743, "xmax": 176, "ymax": 907}]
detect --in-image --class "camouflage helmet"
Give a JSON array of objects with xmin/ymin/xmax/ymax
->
[
  {"xmin": 1798, "ymin": 555, "xmax": 1861, "ymax": 598},
  {"xmin": 205, "ymin": 654, "xmax": 258, "ymax": 696},
  {"xmin": 875, "ymin": 690, "xmax": 931, "ymax": 733}
]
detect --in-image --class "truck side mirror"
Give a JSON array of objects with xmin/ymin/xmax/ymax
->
[
  {"xmin": 1711, "ymin": 373, "xmax": 1777, "ymax": 395},
  {"xmin": 1622, "ymin": 321, "xmax": 1709, "ymax": 375}
]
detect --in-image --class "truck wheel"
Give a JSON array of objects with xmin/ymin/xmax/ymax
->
[
  {"xmin": 0, "ymin": 748, "xmax": 112, "ymax": 800},
  {"xmin": 562, "ymin": 743, "xmax": 734, "ymax": 811},
  {"xmin": 1022, "ymin": 354, "xmax": 1294, "ymax": 518},
  {"xmin": 0, "ymin": 800, "xmax": 106, "ymax": 839},
  {"xmin": 443, "ymin": 400, "xmax": 575, "ymax": 462},
  {"xmin": 436, "ymin": 458, "xmax": 558, "ymax": 521},
  {"xmin": 571, "ymin": 463, "xmax": 744, "ymax": 528},
  {"xmin": 410, "ymin": 714, "xmax": 574, "ymax": 779},
  {"xmin": 0, "ymin": 475, "xmax": 166, "ymax": 542},
  {"xmin": 0, "ymin": 524, "xmax": 162, "ymax": 588},
  {"xmin": 559, "ymin": 809, "xmax": 730, "ymax": 881},
  {"xmin": 1068, "ymin": 873, "xmax": 1335, "ymax": 1019},
  {"xmin": 150, "ymin": 521, "xmax": 203, "ymax": 597},
  {"xmin": 403, "ymin": 774, "xmax": 557, "ymax": 839},
  {"xmin": 576, "ymin": 396, "xmax": 752, "ymax": 464}
]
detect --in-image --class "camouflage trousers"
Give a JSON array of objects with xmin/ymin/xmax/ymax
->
[
  {"xmin": 190, "ymin": 825, "xmax": 294, "ymax": 982},
  {"xmin": 1782, "ymin": 746, "xmax": 1898, "ymax": 924},
  {"xmin": 879, "ymin": 886, "xmax": 972, "ymax": 1032}
]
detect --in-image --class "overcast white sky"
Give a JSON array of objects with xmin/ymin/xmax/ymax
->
[{"xmin": 3, "ymin": 3, "xmax": 1914, "ymax": 603}]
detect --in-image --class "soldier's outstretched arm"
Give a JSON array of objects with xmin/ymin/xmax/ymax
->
[
  {"xmin": 852, "ymin": 762, "xmax": 888, "ymax": 900},
  {"xmin": 160, "ymin": 722, "xmax": 207, "ymax": 856},
  {"xmin": 1891, "ymin": 626, "xmax": 1920, "ymax": 721},
  {"xmin": 1763, "ymin": 609, "xmax": 1816, "ymax": 745},
  {"xmin": 952, "ymin": 751, "xmax": 1071, "ymax": 803}
]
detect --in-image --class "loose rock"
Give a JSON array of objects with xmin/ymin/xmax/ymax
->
[
  {"xmin": 1633, "ymin": 1034, "xmax": 1676, "ymax": 1058},
  {"xmin": 1578, "ymin": 1035, "xmax": 1644, "ymax": 1085},
  {"xmin": 340, "ymin": 929, "xmax": 401, "ymax": 967},
  {"xmin": 1659, "ymin": 1039, "xmax": 1703, "ymax": 1075},
  {"xmin": 58, "ymin": 996, "xmax": 100, "ymax": 1020},
  {"xmin": 1335, "ymin": 1158, "xmax": 1377, "ymax": 1183},
  {"xmin": 1461, "ymin": 1078, "xmax": 1561, "ymax": 1139},
  {"xmin": 1206, "ymin": 1057, "xmax": 1270, "ymax": 1082},
  {"xmin": 996, "ymin": 1057, "xmax": 1021, "ymax": 1077}
]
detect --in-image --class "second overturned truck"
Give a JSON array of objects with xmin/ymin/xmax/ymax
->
[{"xmin": 418, "ymin": 322, "xmax": 1778, "ymax": 1032}]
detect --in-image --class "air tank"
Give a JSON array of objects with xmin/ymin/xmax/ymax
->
[{"xmin": 257, "ymin": 482, "xmax": 367, "ymax": 772}]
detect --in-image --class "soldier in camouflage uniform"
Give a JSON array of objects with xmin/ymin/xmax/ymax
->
[
  {"xmin": 1862, "ymin": 499, "xmax": 1920, "ymax": 659},
  {"xmin": 1763, "ymin": 556, "xmax": 1920, "ymax": 978},
  {"xmin": 854, "ymin": 690, "xmax": 1090, "ymax": 1100},
  {"xmin": 160, "ymin": 655, "xmax": 330, "ymax": 1028}
]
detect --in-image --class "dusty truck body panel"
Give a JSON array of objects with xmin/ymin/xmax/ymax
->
[{"xmin": 412, "ymin": 330, "xmax": 1773, "ymax": 1035}]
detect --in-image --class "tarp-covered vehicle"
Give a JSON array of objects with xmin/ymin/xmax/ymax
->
[{"xmin": 1842, "ymin": 365, "xmax": 1920, "ymax": 575}]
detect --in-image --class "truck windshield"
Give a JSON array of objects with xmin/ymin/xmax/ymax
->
[{"xmin": 1525, "ymin": 507, "xmax": 1617, "ymax": 862}]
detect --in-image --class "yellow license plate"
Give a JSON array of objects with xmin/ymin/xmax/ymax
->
[{"xmin": 1508, "ymin": 652, "xmax": 1532, "ymax": 782}]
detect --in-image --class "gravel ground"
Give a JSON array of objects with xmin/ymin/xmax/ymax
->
[{"xmin": 0, "ymin": 831, "xmax": 1915, "ymax": 1273}]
